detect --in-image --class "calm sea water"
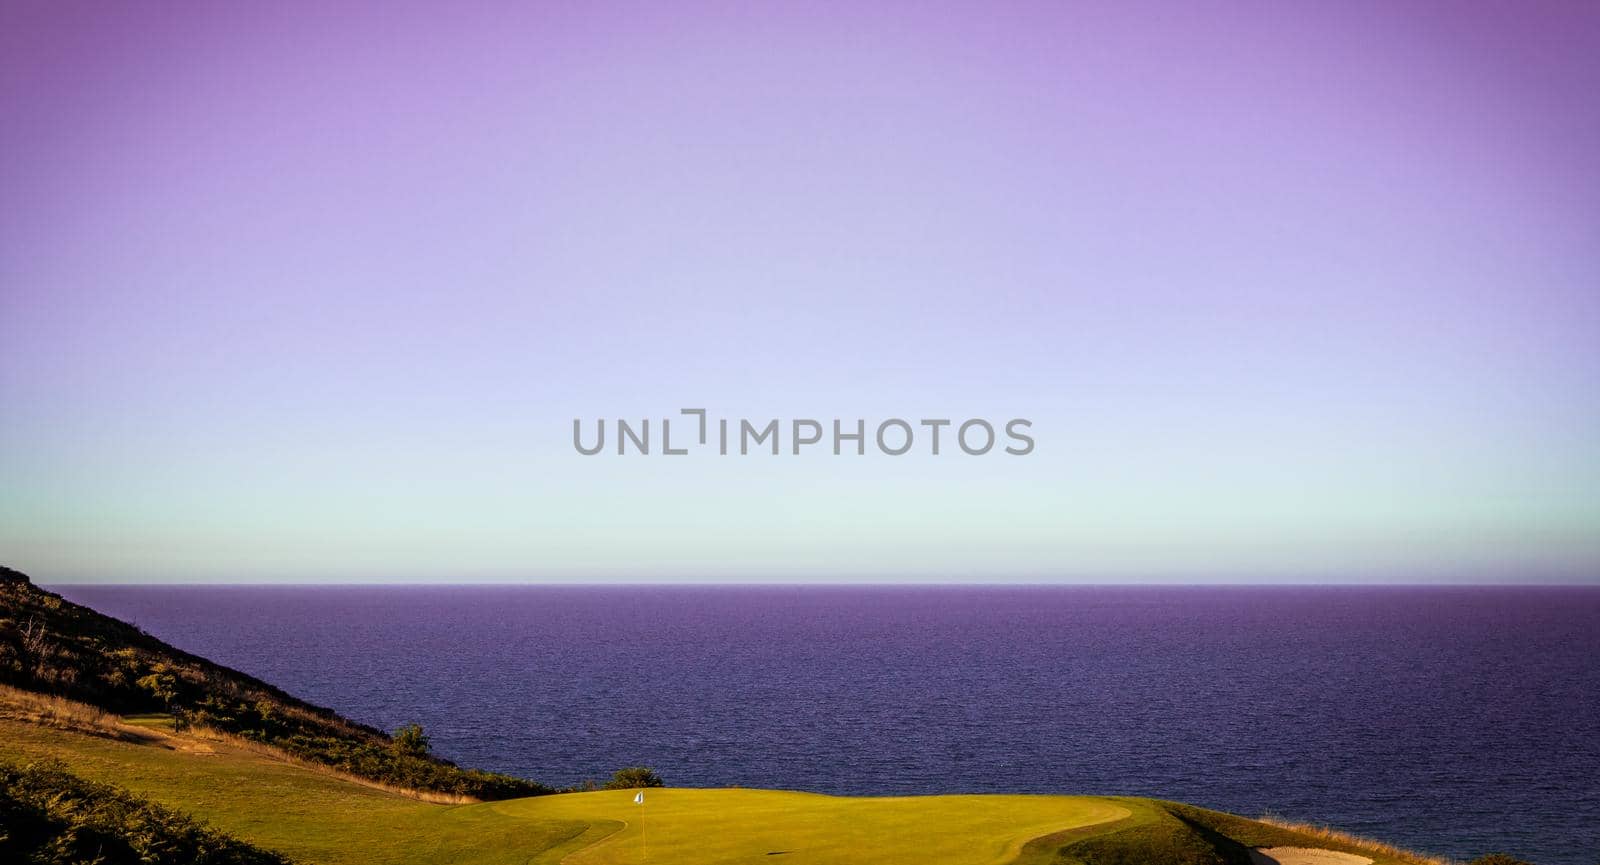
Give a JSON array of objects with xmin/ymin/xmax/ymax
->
[{"xmin": 52, "ymin": 586, "xmax": 1599, "ymax": 864}]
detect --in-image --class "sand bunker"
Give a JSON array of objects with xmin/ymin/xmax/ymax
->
[{"xmin": 1250, "ymin": 848, "xmax": 1372, "ymax": 865}]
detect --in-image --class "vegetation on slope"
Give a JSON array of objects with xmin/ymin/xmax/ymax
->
[
  {"xmin": 0, "ymin": 566, "xmax": 549, "ymax": 800},
  {"xmin": 1029, "ymin": 799, "xmax": 1451, "ymax": 865},
  {"xmin": 0, "ymin": 758, "xmax": 294, "ymax": 865}
]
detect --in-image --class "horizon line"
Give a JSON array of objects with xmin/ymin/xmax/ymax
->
[{"xmin": 38, "ymin": 580, "xmax": 1600, "ymax": 588}]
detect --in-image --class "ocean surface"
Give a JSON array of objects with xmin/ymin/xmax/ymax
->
[{"xmin": 53, "ymin": 585, "xmax": 1599, "ymax": 864}]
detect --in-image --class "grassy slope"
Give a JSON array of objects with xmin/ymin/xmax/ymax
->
[
  {"xmin": 0, "ymin": 713, "xmax": 1442, "ymax": 865},
  {"xmin": 1, "ymin": 760, "xmax": 294, "ymax": 865},
  {"xmin": 1023, "ymin": 798, "xmax": 1445, "ymax": 865},
  {"xmin": 0, "ymin": 717, "xmax": 595, "ymax": 865}
]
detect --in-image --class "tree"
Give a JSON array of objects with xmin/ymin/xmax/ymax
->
[
  {"xmin": 602, "ymin": 766, "xmax": 664, "ymax": 789},
  {"xmin": 392, "ymin": 723, "xmax": 431, "ymax": 757},
  {"xmin": 135, "ymin": 664, "xmax": 179, "ymax": 711}
]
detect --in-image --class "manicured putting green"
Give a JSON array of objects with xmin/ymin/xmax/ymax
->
[{"xmin": 491, "ymin": 788, "xmax": 1129, "ymax": 865}]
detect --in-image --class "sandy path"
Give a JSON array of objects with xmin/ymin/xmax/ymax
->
[{"xmin": 1250, "ymin": 847, "xmax": 1372, "ymax": 865}]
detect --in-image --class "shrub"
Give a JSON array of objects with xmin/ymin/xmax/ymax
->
[
  {"xmin": 135, "ymin": 665, "xmax": 179, "ymax": 709},
  {"xmin": 603, "ymin": 766, "xmax": 665, "ymax": 789},
  {"xmin": 393, "ymin": 723, "xmax": 430, "ymax": 756}
]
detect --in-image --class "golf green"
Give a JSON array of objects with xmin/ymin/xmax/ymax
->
[{"xmin": 490, "ymin": 787, "xmax": 1130, "ymax": 865}]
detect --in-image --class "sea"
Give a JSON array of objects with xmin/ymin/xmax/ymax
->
[{"xmin": 52, "ymin": 585, "xmax": 1600, "ymax": 865}]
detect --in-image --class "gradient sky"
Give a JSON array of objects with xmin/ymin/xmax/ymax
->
[{"xmin": 2, "ymin": 1, "xmax": 1597, "ymax": 583}]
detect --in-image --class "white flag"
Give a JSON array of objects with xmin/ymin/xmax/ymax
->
[{"xmin": 634, "ymin": 790, "xmax": 644, "ymax": 804}]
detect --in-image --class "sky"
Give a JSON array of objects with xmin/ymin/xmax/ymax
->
[{"xmin": 2, "ymin": 1, "xmax": 1597, "ymax": 584}]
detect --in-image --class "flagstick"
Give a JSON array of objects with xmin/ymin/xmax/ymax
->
[{"xmin": 632, "ymin": 789, "xmax": 647, "ymax": 862}]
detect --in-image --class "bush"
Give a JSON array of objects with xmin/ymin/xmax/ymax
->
[
  {"xmin": 135, "ymin": 665, "xmax": 179, "ymax": 709},
  {"xmin": 603, "ymin": 766, "xmax": 665, "ymax": 789},
  {"xmin": 392, "ymin": 723, "xmax": 430, "ymax": 756},
  {"xmin": 1468, "ymin": 856, "xmax": 1535, "ymax": 865}
]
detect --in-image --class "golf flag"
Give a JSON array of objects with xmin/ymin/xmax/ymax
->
[{"xmin": 634, "ymin": 791, "xmax": 644, "ymax": 804}]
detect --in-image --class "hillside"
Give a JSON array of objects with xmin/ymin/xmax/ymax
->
[{"xmin": 0, "ymin": 566, "xmax": 547, "ymax": 800}]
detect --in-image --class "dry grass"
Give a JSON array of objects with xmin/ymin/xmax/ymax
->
[
  {"xmin": 183, "ymin": 723, "xmax": 481, "ymax": 805},
  {"xmin": 1258, "ymin": 815, "xmax": 1455, "ymax": 865},
  {"xmin": 0, "ymin": 683, "xmax": 141, "ymax": 740}
]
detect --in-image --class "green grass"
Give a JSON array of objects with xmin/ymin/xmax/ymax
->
[
  {"xmin": 0, "ymin": 714, "xmax": 1443, "ymax": 865},
  {"xmin": 490, "ymin": 788, "xmax": 1129, "ymax": 865},
  {"xmin": 122, "ymin": 712, "xmax": 178, "ymax": 730}
]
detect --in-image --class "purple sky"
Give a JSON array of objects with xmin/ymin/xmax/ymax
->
[{"xmin": 2, "ymin": 1, "xmax": 1597, "ymax": 583}]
